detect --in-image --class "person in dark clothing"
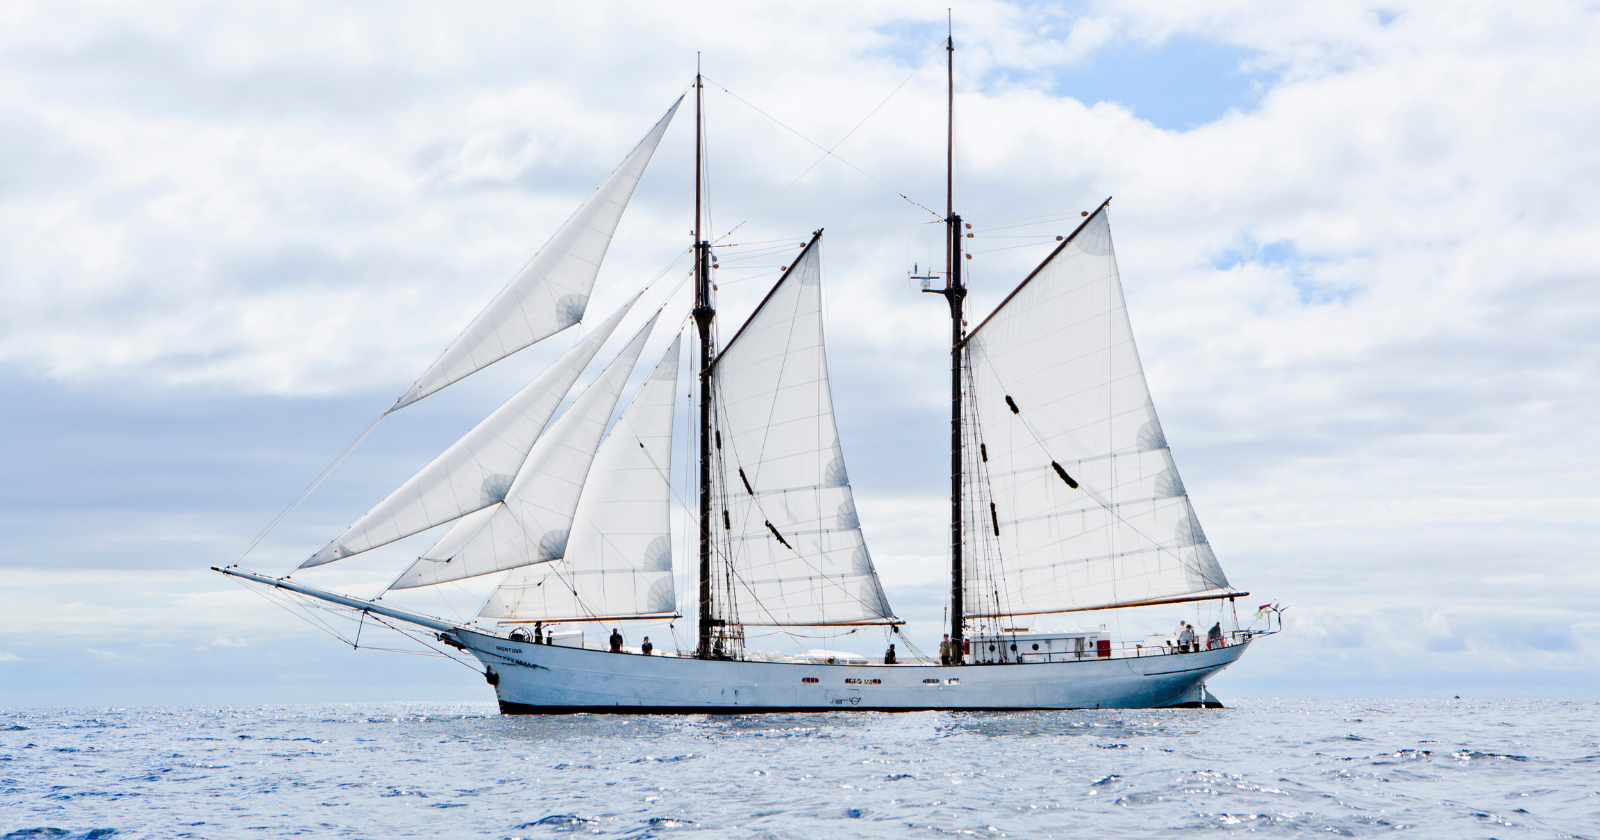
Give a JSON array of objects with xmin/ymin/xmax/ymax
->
[
  {"xmin": 641, "ymin": 637, "xmax": 654, "ymax": 656},
  {"xmin": 939, "ymin": 634, "xmax": 951, "ymax": 666},
  {"xmin": 534, "ymin": 622, "xmax": 544, "ymax": 645},
  {"xmin": 609, "ymin": 628, "xmax": 623, "ymax": 652},
  {"xmin": 883, "ymin": 643, "xmax": 897, "ymax": 665},
  {"xmin": 1207, "ymin": 622, "xmax": 1225, "ymax": 650}
]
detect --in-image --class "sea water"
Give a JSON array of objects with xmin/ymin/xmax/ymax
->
[{"xmin": 2, "ymin": 700, "xmax": 1596, "ymax": 838}]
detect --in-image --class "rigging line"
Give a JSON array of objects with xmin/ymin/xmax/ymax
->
[
  {"xmin": 972, "ymin": 241, "xmax": 1059, "ymax": 255},
  {"xmin": 971, "ymin": 212, "xmax": 1082, "ymax": 227},
  {"xmin": 704, "ymin": 47, "xmax": 944, "ymax": 241},
  {"xmin": 966, "ymin": 343, "xmax": 1194, "ymax": 573},
  {"xmin": 233, "ymin": 412, "xmax": 384, "ymax": 567},
  {"xmin": 365, "ymin": 613, "xmax": 484, "ymax": 673}
]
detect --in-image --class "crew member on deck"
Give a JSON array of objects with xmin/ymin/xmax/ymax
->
[
  {"xmin": 641, "ymin": 637, "xmax": 653, "ymax": 656},
  {"xmin": 609, "ymin": 628, "xmax": 624, "ymax": 653},
  {"xmin": 1207, "ymin": 622, "xmax": 1224, "ymax": 650},
  {"xmin": 939, "ymin": 634, "xmax": 951, "ymax": 666},
  {"xmin": 534, "ymin": 622, "xmax": 544, "ymax": 645},
  {"xmin": 883, "ymin": 643, "xmax": 897, "ymax": 665}
]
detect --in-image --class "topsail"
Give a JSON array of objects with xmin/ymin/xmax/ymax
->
[
  {"xmin": 390, "ymin": 99, "xmax": 681, "ymax": 411},
  {"xmin": 961, "ymin": 206, "xmax": 1229, "ymax": 617}
]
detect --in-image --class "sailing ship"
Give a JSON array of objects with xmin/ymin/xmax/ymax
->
[{"xmin": 218, "ymin": 39, "xmax": 1276, "ymax": 712}]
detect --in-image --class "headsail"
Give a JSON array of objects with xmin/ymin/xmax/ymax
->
[
  {"xmin": 479, "ymin": 334, "xmax": 682, "ymax": 622},
  {"xmin": 390, "ymin": 99, "xmax": 682, "ymax": 411},
  {"xmin": 300, "ymin": 297, "xmax": 639, "ymax": 569},
  {"xmin": 711, "ymin": 236, "xmax": 897, "ymax": 626},
  {"xmin": 961, "ymin": 204, "xmax": 1230, "ymax": 617},
  {"xmin": 388, "ymin": 310, "xmax": 662, "ymax": 589}
]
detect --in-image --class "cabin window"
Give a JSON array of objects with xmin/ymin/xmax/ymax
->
[
  {"xmin": 801, "ymin": 677, "xmax": 819, "ymax": 684},
  {"xmin": 923, "ymin": 678, "xmax": 940, "ymax": 685},
  {"xmin": 844, "ymin": 678, "xmax": 861, "ymax": 685},
  {"xmin": 866, "ymin": 679, "xmax": 882, "ymax": 685},
  {"xmin": 1031, "ymin": 643, "xmax": 1039, "ymax": 650},
  {"xmin": 945, "ymin": 678, "xmax": 960, "ymax": 685}
]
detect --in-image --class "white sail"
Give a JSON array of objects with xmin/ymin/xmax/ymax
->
[
  {"xmin": 961, "ymin": 206, "xmax": 1230, "ymax": 618},
  {"xmin": 711, "ymin": 237, "xmax": 897, "ymax": 626},
  {"xmin": 300, "ymin": 298, "xmax": 639, "ymax": 568},
  {"xmin": 389, "ymin": 310, "xmax": 662, "ymax": 589},
  {"xmin": 480, "ymin": 334, "xmax": 682, "ymax": 622},
  {"xmin": 390, "ymin": 99, "xmax": 681, "ymax": 411}
]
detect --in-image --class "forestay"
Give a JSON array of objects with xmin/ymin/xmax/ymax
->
[
  {"xmin": 390, "ymin": 99, "xmax": 681, "ymax": 411},
  {"xmin": 712, "ymin": 237, "xmax": 897, "ymax": 626},
  {"xmin": 389, "ymin": 311, "xmax": 662, "ymax": 589},
  {"xmin": 301, "ymin": 299, "xmax": 638, "ymax": 569},
  {"xmin": 480, "ymin": 334, "xmax": 682, "ymax": 622},
  {"xmin": 962, "ymin": 206, "xmax": 1230, "ymax": 617}
]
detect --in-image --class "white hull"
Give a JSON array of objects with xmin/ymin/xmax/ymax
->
[{"xmin": 449, "ymin": 629, "xmax": 1245, "ymax": 713}]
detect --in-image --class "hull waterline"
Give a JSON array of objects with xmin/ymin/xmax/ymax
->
[{"xmin": 449, "ymin": 629, "xmax": 1244, "ymax": 714}]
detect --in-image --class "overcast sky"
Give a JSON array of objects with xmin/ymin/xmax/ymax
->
[{"xmin": 3, "ymin": 0, "xmax": 1597, "ymax": 708}]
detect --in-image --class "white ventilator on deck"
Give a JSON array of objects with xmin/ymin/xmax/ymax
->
[
  {"xmin": 480, "ymin": 334, "xmax": 682, "ymax": 622},
  {"xmin": 389, "ymin": 99, "xmax": 681, "ymax": 411},
  {"xmin": 961, "ymin": 207, "xmax": 1230, "ymax": 617},
  {"xmin": 711, "ymin": 238, "xmax": 897, "ymax": 626},
  {"xmin": 301, "ymin": 298, "xmax": 639, "ymax": 568},
  {"xmin": 389, "ymin": 310, "xmax": 662, "ymax": 589}
]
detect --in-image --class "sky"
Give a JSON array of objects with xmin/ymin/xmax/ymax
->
[{"xmin": 2, "ymin": 0, "xmax": 1598, "ymax": 708}]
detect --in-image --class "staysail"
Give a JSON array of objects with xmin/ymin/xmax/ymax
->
[
  {"xmin": 479, "ymin": 334, "xmax": 682, "ymax": 622},
  {"xmin": 388, "ymin": 310, "xmax": 662, "ymax": 589},
  {"xmin": 390, "ymin": 99, "xmax": 682, "ymax": 411},
  {"xmin": 961, "ymin": 204, "xmax": 1230, "ymax": 617},
  {"xmin": 711, "ymin": 235, "xmax": 897, "ymax": 626},
  {"xmin": 301, "ymin": 297, "xmax": 639, "ymax": 568}
]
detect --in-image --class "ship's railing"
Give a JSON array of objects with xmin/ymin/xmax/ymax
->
[{"xmin": 969, "ymin": 629, "xmax": 1272, "ymax": 665}]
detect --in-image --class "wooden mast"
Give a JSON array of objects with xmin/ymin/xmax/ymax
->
[{"xmin": 691, "ymin": 63, "xmax": 717, "ymax": 659}]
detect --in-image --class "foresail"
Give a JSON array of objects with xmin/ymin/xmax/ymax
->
[
  {"xmin": 711, "ymin": 237, "xmax": 896, "ymax": 626},
  {"xmin": 480, "ymin": 334, "xmax": 682, "ymax": 622},
  {"xmin": 961, "ymin": 204, "xmax": 1229, "ymax": 617},
  {"xmin": 389, "ymin": 310, "xmax": 662, "ymax": 589},
  {"xmin": 390, "ymin": 99, "xmax": 682, "ymax": 411},
  {"xmin": 300, "ymin": 297, "xmax": 638, "ymax": 569}
]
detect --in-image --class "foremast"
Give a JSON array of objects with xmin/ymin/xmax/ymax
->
[{"xmin": 690, "ymin": 69, "xmax": 718, "ymax": 659}]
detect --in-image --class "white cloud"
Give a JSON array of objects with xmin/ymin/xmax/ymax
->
[{"xmin": 0, "ymin": 651, "xmax": 21, "ymax": 662}]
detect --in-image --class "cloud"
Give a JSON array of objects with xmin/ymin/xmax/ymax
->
[{"xmin": 0, "ymin": 651, "xmax": 21, "ymax": 662}]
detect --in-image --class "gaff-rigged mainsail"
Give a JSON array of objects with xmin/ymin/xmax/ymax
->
[
  {"xmin": 962, "ymin": 205, "xmax": 1230, "ymax": 618},
  {"xmin": 388, "ymin": 310, "xmax": 662, "ymax": 589},
  {"xmin": 711, "ymin": 236, "xmax": 897, "ymax": 627},
  {"xmin": 301, "ymin": 297, "xmax": 639, "ymax": 568},
  {"xmin": 389, "ymin": 99, "xmax": 682, "ymax": 411},
  {"xmin": 479, "ymin": 334, "xmax": 683, "ymax": 623}
]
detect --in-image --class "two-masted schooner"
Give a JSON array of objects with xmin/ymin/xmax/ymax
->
[{"xmin": 218, "ymin": 39, "xmax": 1275, "ymax": 712}]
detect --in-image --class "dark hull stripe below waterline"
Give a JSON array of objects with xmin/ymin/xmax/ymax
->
[{"xmin": 497, "ymin": 700, "xmax": 1225, "ymax": 715}]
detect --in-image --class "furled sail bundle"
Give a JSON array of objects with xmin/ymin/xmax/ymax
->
[
  {"xmin": 301, "ymin": 297, "xmax": 639, "ymax": 568},
  {"xmin": 388, "ymin": 310, "xmax": 662, "ymax": 589},
  {"xmin": 961, "ymin": 206, "xmax": 1229, "ymax": 617},
  {"xmin": 390, "ymin": 99, "xmax": 682, "ymax": 411},
  {"xmin": 711, "ymin": 236, "xmax": 897, "ymax": 626},
  {"xmin": 480, "ymin": 334, "xmax": 683, "ymax": 622}
]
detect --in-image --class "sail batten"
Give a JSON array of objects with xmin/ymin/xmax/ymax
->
[
  {"xmin": 962, "ymin": 206, "xmax": 1232, "ymax": 618},
  {"xmin": 300, "ymin": 298, "xmax": 639, "ymax": 569},
  {"xmin": 391, "ymin": 99, "xmax": 682, "ymax": 410},
  {"xmin": 479, "ymin": 334, "xmax": 684, "ymax": 622},
  {"xmin": 388, "ymin": 311, "xmax": 663, "ymax": 589}
]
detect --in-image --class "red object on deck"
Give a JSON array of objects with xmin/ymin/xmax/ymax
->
[{"xmin": 1096, "ymin": 639, "xmax": 1111, "ymax": 658}]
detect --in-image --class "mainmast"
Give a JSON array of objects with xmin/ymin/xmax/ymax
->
[
  {"xmin": 691, "ymin": 67, "xmax": 717, "ymax": 659},
  {"xmin": 943, "ymin": 30, "xmax": 967, "ymax": 662}
]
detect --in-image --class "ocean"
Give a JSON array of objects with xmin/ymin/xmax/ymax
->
[{"xmin": 2, "ymin": 700, "xmax": 1595, "ymax": 838}]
